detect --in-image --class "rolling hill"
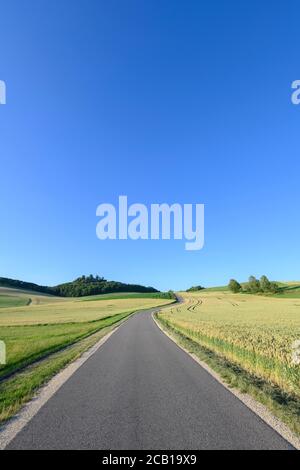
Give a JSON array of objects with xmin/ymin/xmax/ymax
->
[
  {"xmin": 191, "ymin": 280, "xmax": 300, "ymax": 298},
  {"xmin": 0, "ymin": 275, "xmax": 159, "ymax": 299}
]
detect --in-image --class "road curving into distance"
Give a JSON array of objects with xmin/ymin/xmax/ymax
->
[{"xmin": 6, "ymin": 306, "xmax": 294, "ymax": 450}]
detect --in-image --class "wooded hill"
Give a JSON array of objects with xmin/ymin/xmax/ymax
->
[{"xmin": 0, "ymin": 275, "xmax": 158, "ymax": 298}]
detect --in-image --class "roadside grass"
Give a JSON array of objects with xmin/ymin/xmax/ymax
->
[
  {"xmin": 156, "ymin": 315, "xmax": 300, "ymax": 437},
  {"xmin": 0, "ymin": 297, "xmax": 174, "ymax": 379},
  {"xmin": 0, "ymin": 311, "xmax": 134, "ymax": 380},
  {"xmin": 0, "ymin": 295, "xmax": 174, "ymax": 423},
  {"xmin": 0, "ymin": 323, "xmax": 118, "ymax": 423}
]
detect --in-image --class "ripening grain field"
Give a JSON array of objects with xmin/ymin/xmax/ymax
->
[
  {"xmin": 0, "ymin": 295, "xmax": 171, "ymax": 325},
  {"xmin": 0, "ymin": 292, "xmax": 173, "ymax": 378},
  {"xmin": 158, "ymin": 292, "xmax": 300, "ymax": 398}
]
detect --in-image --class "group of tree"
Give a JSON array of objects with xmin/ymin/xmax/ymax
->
[
  {"xmin": 157, "ymin": 290, "xmax": 176, "ymax": 299},
  {"xmin": 0, "ymin": 275, "xmax": 158, "ymax": 298},
  {"xmin": 228, "ymin": 275, "xmax": 279, "ymax": 294},
  {"xmin": 186, "ymin": 285, "xmax": 205, "ymax": 292}
]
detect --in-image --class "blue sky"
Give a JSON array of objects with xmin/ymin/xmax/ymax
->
[{"xmin": 0, "ymin": 1, "xmax": 299, "ymax": 291}]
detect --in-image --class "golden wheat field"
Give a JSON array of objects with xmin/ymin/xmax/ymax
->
[
  {"xmin": 158, "ymin": 291, "xmax": 300, "ymax": 397},
  {"xmin": 0, "ymin": 296, "xmax": 173, "ymax": 325},
  {"xmin": 0, "ymin": 292, "xmax": 174, "ymax": 380}
]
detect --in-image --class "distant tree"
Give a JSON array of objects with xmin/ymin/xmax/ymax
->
[
  {"xmin": 248, "ymin": 276, "xmax": 261, "ymax": 293},
  {"xmin": 258, "ymin": 275, "xmax": 279, "ymax": 294},
  {"xmin": 167, "ymin": 290, "xmax": 176, "ymax": 299},
  {"xmin": 186, "ymin": 285, "xmax": 205, "ymax": 292},
  {"xmin": 228, "ymin": 279, "xmax": 242, "ymax": 293},
  {"xmin": 269, "ymin": 282, "xmax": 279, "ymax": 294},
  {"xmin": 260, "ymin": 275, "xmax": 271, "ymax": 293}
]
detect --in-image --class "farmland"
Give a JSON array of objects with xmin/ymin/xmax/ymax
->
[
  {"xmin": 157, "ymin": 291, "xmax": 300, "ymax": 434},
  {"xmin": 0, "ymin": 289, "xmax": 174, "ymax": 422},
  {"xmin": 157, "ymin": 291, "xmax": 300, "ymax": 398},
  {"xmin": 0, "ymin": 295, "xmax": 29, "ymax": 308},
  {"xmin": 0, "ymin": 294, "xmax": 172, "ymax": 326},
  {"xmin": 0, "ymin": 290, "xmax": 173, "ymax": 373}
]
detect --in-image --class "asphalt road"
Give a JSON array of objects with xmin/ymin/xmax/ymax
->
[{"xmin": 7, "ymin": 308, "xmax": 293, "ymax": 450}]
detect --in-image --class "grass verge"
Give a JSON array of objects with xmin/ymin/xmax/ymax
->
[
  {"xmin": 155, "ymin": 314, "xmax": 300, "ymax": 437},
  {"xmin": 0, "ymin": 312, "xmax": 135, "ymax": 424},
  {"xmin": 0, "ymin": 310, "xmax": 134, "ymax": 380}
]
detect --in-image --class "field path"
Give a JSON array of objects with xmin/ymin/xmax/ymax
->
[{"xmin": 6, "ymin": 308, "xmax": 293, "ymax": 450}]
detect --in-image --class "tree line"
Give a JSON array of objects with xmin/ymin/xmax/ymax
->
[{"xmin": 228, "ymin": 275, "xmax": 279, "ymax": 294}]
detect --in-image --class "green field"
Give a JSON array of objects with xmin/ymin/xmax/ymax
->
[
  {"xmin": 201, "ymin": 286, "xmax": 229, "ymax": 292},
  {"xmin": 0, "ymin": 312, "xmax": 130, "ymax": 378},
  {"xmin": 0, "ymin": 293, "xmax": 173, "ymax": 373},
  {"xmin": 274, "ymin": 283, "xmax": 300, "ymax": 298},
  {"xmin": 0, "ymin": 295, "xmax": 29, "ymax": 308},
  {"xmin": 0, "ymin": 287, "xmax": 66, "ymax": 306},
  {"xmin": 0, "ymin": 325, "xmax": 118, "ymax": 423}
]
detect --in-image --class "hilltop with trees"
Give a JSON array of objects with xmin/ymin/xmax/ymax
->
[
  {"xmin": 228, "ymin": 275, "xmax": 279, "ymax": 295},
  {"xmin": 0, "ymin": 275, "xmax": 158, "ymax": 298},
  {"xmin": 54, "ymin": 275, "xmax": 158, "ymax": 297}
]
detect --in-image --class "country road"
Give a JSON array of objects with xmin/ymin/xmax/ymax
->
[{"xmin": 6, "ymin": 308, "xmax": 293, "ymax": 450}]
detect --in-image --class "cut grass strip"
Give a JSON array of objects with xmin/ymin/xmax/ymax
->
[
  {"xmin": 156, "ymin": 314, "xmax": 300, "ymax": 437},
  {"xmin": 0, "ymin": 310, "xmax": 134, "ymax": 381},
  {"xmin": 0, "ymin": 317, "xmax": 126, "ymax": 424}
]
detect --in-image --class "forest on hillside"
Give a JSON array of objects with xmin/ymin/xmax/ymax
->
[{"xmin": 0, "ymin": 275, "xmax": 158, "ymax": 297}]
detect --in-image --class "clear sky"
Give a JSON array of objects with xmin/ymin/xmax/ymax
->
[{"xmin": 0, "ymin": 1, "xmax": 299, "ymax": 291}]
